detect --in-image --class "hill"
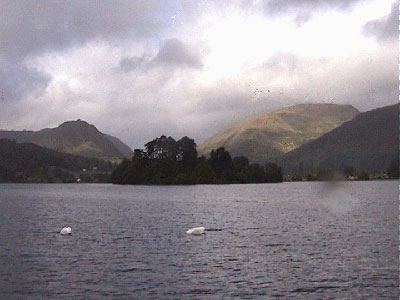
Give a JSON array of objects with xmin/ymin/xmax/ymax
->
[
  {"xmin": 0, "ymin": 120, "xmax": 133, "ymax": 162},
  {"xmin": 280, "ymin": 104, "xmax": 399, "ymax": 175},
  {"xmin": 198, "ymin": 103, "xmax": 359, "ymax": 163},
  {"xmin": 0, "ymin": 139, "xmax": 114, "ymax": 183}
]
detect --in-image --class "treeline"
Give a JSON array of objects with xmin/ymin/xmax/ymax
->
[
  {"xmin": 112, "ymin": 135, "xmax": 283, "ymax": 185},
  {"xmin": 288, "ymin": 157, "xmax": 399, "ymax": 182},
  {"xmin": 0, "ymin": 139, "xmax": 114, "ymax": 183}
]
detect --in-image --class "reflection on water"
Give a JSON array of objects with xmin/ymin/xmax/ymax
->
[{"xmin": 0, "ymin": 181, "xmax": 398, "ymax": 299}]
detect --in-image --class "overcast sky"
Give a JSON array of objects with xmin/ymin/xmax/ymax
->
[{"xmin": 0, "ymin": 0, "xmax": 397, "ymax": 149}]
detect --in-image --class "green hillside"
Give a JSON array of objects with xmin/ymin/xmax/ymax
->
[{"xmin": 198, "ymin": 103, "xmax": 359, "ymax": 163}]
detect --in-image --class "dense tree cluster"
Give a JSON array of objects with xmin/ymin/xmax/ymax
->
[{"xmin": 112, "ymin": 135, "xmax": 283, "ymax": 185}]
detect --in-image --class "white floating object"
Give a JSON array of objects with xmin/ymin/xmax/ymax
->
[
  {"xmin": 60, "ymin": 227, "xmax": 72, "ymax": 235},
  {"xmin": 186, "ymin": 226, "xmax": 205, "ymax": 235}
]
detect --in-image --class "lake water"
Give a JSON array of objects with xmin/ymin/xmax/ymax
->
[{"xmin": 0, "ymin": 181, "xmax": 398, "ymax": 299}]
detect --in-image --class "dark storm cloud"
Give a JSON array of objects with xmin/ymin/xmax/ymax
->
[
  {"xmin": 363, "ymin": 2, "xmax": 397, "ymax": 42},
  {"xmin": 264, "ymin": 0, "xmax": 363, "ymax": 25},
  {"xmin": 0, "ymin": 0, "xmax": 166, "ymax": 61}
]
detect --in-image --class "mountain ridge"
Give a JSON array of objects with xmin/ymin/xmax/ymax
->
[
  {"xmin": 198, "ymin": 103, "xmax": 360, "ymax": 163},
  {"xmin": 279, "ymin": 104, "xmax": 398, "ymax": 175},
  {"xmin": 0, "ymin": 120, "xmax": 133, "ymax": 161}
]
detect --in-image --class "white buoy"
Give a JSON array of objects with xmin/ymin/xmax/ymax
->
[
  {"xmin": 186, "ymin": 226, "xmax": 205, "ymax": 235},
  {"xmin": 60, "ymin": 227, "xmax": 72, "ymax": 235}
]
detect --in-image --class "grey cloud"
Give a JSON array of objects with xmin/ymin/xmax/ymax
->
[
  {"xmin": 0, "ymin": 0, "xmax": 166, "ymax": 104},
  {"xmin": 119, "ymin": 56, "xmax": 148, "ymax": 73},
  {"xmin": 194, "ymin": 86, "xmax": 250, "ymax": 115},
  {"xmin": 266, "ymin": 0, "xmax": 361, "ymax": 14},
  {"xmin": 0, "ymin": 60, "xmax": 50, "ymax": 103},
  {"xmin": 0, "ymin": 0, "xmax": 165, "ymax": 61},
  {"xmin": 119, "ymin": 39, "xmax": 203, "ymax": 73},
  {"xmin": 345, "ymin": 49, "xmax": 397, "ymax": 110},
  {"xmin": 264, "ymin": 53, "xmax": 302, "ymax": 72},
  {"xmin": 363, "ymin": 3, "xmax": 397, "ymax": 42},
  {"xmin": 264, "ymin": 0, "xmax": 363, "ymax": 25},
  {"xmin": 153, "ymin": 39, "xmax": 203, "ymax": 69},
  {"xmin": 294, "ymin": 11, "xmax": 312, "ymax": 26},
  {"xmin": 260, "ymin": 50, "xmax": 397, "ymax": 112}
]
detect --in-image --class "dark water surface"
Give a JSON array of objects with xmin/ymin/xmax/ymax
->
[{"xmin": 0, "ymin": 181, "xmax": 398, "ymax": 299}]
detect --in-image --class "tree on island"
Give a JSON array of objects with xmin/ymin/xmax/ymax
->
[
  {"xmin": 111, "ymin": 135, "xmax": 284, "ymax": 185},
  {"xmin": 209, "ymin": 147, "xmax": 234, "ymax": 182},
  {"xmin": 265, "ymin": 162, "xmax": 283, "ymax": 183}
]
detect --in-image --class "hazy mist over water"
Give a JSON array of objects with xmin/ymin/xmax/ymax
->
[{"xmin": 0, "ymin": 181, "xmax": 398, "ymax": 299}]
